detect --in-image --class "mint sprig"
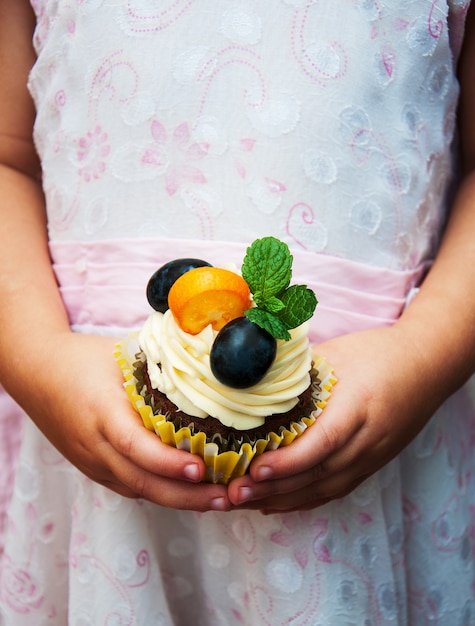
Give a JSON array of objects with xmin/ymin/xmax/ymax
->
[{"xmin": 242, "ymin": 237, "xmax": 318, "ymax": 341}]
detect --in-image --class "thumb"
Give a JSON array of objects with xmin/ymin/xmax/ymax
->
[{"xmin": 249, "ymin": 386, "xmax": 361, "ymax": 482}]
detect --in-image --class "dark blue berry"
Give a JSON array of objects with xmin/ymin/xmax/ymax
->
[
  {"xmin": 146, "ymin": 258, "xmax": 212, "ymax": 312},
  {"xmin": 210, "ymin": 317, "xmax": 277, "ymax": 388}
]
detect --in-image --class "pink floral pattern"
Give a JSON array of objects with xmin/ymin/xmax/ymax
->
[
  {"xmin": 1, "ymin": 558, "xmax": 44, "ymax": 615},
  {"xmin": 77, "ymin": 126, "xmax": 110, "ymax": 182},
  {"xmin": 143, "ymin": 120, "xmax": 209, "ymax": 196}
]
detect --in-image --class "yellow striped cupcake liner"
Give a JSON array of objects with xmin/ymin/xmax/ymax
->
[{"xmin": 115, "ymin": 334, "xmax": 337, "ymax": 485}]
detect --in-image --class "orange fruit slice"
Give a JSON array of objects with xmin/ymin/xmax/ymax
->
[{"xmin": 168, "ymin": 266, "xmax": 251, "ymax": 334}]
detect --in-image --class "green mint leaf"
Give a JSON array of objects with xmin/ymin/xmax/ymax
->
[
  {"xmin": 241, "ymin": 236, "xmax": 318, "ymax": 341},
  {"xmin": 242, "ymin": 237, "xmax": 292, "ymax": 301},
  {"xmin": 261, "ymin": 296, "xmax": 285, "ymax": 313},
  {"xmin": 245, "ymin": 308, "xmax": 291, "ymax": 341},
  {"xmin": 278, "ymin": 285, "xmax": 318, "ymax": 328}
]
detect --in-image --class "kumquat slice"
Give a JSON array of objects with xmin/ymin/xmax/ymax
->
[{"xmin": 168, "ymin": 266, "xmax": 252, "ymax": 335}]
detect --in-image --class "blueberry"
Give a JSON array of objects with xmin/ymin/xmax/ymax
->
[
  {"xmin": 146, "ymin": 258, "xmax": 212, "ymax": 312},
  {"xmin": 210, "ymin": 317, "xmax": 277, "ymax": 388}
]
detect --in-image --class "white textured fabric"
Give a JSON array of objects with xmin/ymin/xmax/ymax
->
[
  {"xmin": 1, "ymin": 2, "xmax": 475, "ymax": 625},
  {"xmin": 29, "ymin": 0, "xmax": 465, "ymax": 269}
]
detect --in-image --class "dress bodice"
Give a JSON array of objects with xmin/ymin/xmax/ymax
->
[{"xmin": 29, "ymin": 0, "xmax": 468, "ymax": 270}]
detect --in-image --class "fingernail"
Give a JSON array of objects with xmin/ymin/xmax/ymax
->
[
  {"xmin": 183, "ymin": 463, "xmax": 201, "ymax": 482},
  {"xmin": 238, "ymin": 487, "xmax": 254, "ymax": 503},
  {"xmin": 256, "ymin": 465, "xmax": 273, "ymax": 481},
  {"xmin": 210, "ymin": 497, "xmax": 228, "ymax": 511}
]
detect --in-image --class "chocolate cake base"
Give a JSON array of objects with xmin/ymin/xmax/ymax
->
[{"xmin": 139, "ymin": 361, "xmax": 317, "ymax": 444}]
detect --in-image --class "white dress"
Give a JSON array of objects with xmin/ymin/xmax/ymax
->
[{"xmin": 1, "ymin": 1, "xmax": 474, "ymax": 624}]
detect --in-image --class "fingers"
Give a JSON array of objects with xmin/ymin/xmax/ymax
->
[
  {"xmin": 247, "ymin": 396, "xmax": 365, "ymax": 484},
  {"xmin": 98, "ymin": 472, "xmax": 231, "ymax": 512},
  {"xmin": 228, "ymin": 462, "xmax": 324, "ymax": 507},
  {"xmin": 111, "ymin": 462, "xmax": 231, "ymax": 512},
  {"xmin": 258, "ymin": 472, "xmax": 368, "ymax": 514},
  {"xmin": 84, "ymin": 384, "xmax": 232, "ymax": 511},
  {"xmin": 229, "ymin": 463, "xmax": 370, "ymax": 512},
  {"xmin": 227, "ymin": 413, "xmax": 377, "ymax": 511},
  {"xmin": 91, "ymin": 365, "xmax": 205, "ymax": 482},
  {"xmin": 104, "ymin": 408, "xmax": 208, "ymax": 483},
  {"xmin": 86, "ymin": 434, "xmax": 232, "ymax": 511}
]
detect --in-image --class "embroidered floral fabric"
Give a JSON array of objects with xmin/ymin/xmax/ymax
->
[
  {"xmin": 28, "ymin": 0, "xmax": 466, "ymax": 269},
  {"xmin": 1, "ymin": 1, "xmax": 474, "ymax": 625}
]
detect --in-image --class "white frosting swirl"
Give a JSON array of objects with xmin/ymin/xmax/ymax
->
[{"xmin": 138, "ymin": 311, "xmax": 312, "ymax": 430}]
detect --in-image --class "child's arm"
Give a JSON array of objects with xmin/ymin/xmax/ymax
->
[
  {"xmin": 228, "ymin": 8, "xmax": 475, "ymax": 512},
  {"xmin": 0, "ymin": 0, "xmax": 230, "ymax": 512}
]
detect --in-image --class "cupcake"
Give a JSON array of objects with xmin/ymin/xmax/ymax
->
[{"xmin": 116, "ymin": 237, "xmax": 336, "ymax": 484}]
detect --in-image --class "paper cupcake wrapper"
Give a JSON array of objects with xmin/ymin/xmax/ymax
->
[{"xmin": 115, "ymin": 333, "xmax": 337, "ymax": 485}]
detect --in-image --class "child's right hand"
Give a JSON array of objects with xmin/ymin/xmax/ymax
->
[
  {"xmin": 0, "ymin": 2, "xmax": 231, "ymax": 512},
  {"xmin": 8, "ymin": 329, "xmax": 231, "ymax": 512}
]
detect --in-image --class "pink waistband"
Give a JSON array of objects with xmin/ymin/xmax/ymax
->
[{"xmin": 50, "ymin": 238, "xmax": 430, "ymax": 344}]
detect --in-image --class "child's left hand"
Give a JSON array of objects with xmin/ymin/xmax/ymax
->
[{"xmin": 227, "ymin": 324, "xmax": 455, "ymax": 513}]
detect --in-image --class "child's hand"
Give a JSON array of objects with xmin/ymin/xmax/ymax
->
[
  {"xmin": 20, "ymin": 331, "xmax": 231, "ymax": 512},
  {"xmin": 227, "ymin": 324, "xmax": 447, "ymax": 513}
]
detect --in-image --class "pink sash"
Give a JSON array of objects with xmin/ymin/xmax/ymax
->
[{"xmin": 50, "ymin": 238, "xmax": 430, "ymax": 343}]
